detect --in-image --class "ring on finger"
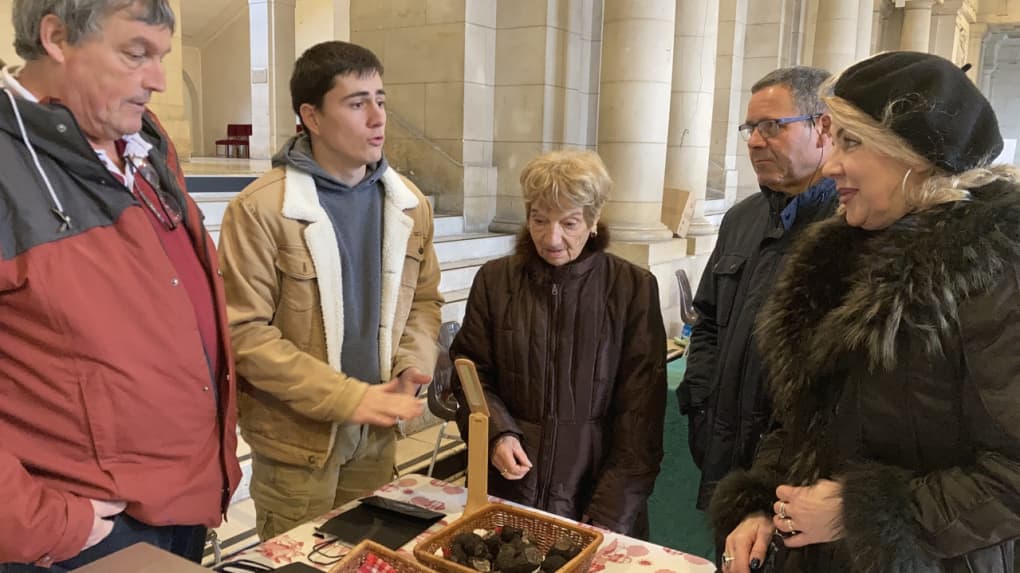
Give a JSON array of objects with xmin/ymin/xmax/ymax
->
[
  {"xmin": 777, "ymin": 501, "xmax": 788, "ymax": 520},
  {"xmin": 785, "ymin": 517, "xmax": 798, "ymax": 534},
  {"xmin": 721, "ymin": 552, "xmax": 735, "ymax": 563}
]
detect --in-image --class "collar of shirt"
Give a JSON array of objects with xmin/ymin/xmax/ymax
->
[
  {"xmin": 778, "ymin": 177, "xmax": 836, "ymax": 231},
  {"xmin": 2, "ymin": 64, "xmax": 154, "ymax": 188}
]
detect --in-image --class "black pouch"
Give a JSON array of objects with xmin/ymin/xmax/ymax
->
[{"xmin": 315, "ymin": 495, "xmax": 445, "ymax": 550}]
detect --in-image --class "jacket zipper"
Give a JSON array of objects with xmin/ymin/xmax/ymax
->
[{"xmin": 538, "ymin": 281, "xmax": 561, "ymax": 509}]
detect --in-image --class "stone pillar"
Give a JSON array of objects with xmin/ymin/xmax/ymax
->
[
  {"xmin": 148, "ymin": 0, "xmax": 191, "ymax": 158},
  {"xmin": 597, "ymin": 0, "xmax": 676, "ymax": 242},
  {"xmin": 812, "ymin": 0, "xmax": 860, "ymax": 72},
  {"xmin": 967, "ymin": 21, "xmax": 987, "ymax": 84},
  {"xmin": 664, "ymin": 0, "xmax": 719, "ymax": 252},
  {"xmin": 856, "ymin": 0, "xmax": 874, "ymax": 60},
  {"xmin": 334, "ymin": 0, "xmax": 350, "ymax": 41},
  {"xmin": 900, "ymin": 0, "xmax": 934, "ymax": 52},
  {"xmin": 932, "ymin": 0, "xmax": 975, "ymax": 66},
  {"xmin": 249, "ymin": 0, "xmax": 297, "ymax": 159},
  {"xmin": 488, "ymin": 0, "xmax": 601, "ymax": 233},
  {"xmin": 872, "ymin": 0, "xmax": 892, "ymax": 55}
]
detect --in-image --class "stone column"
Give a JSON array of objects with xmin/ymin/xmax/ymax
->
[
  {"xmin": 900, "ymin": 0, "xmax": 934, "ymax": 52},
  {"xmin": 856, "ymin": 0, "xmax": 874, "ymax": 60},
  {"xmin": 334, "ymin": 0, "xmax": 350, "ymax": 42},
  {"xmin": 598, "ymin": 0, "xmax": 676, "ymax": 242},
  {"xmin": 932, "ymin": 0, "xmax": 975, "ymax": 66},
  {"xmin": 148, "ymin": 0, "xmax": 191, "ymax": 158},
  {"xmin": 967, "ymin": 21, "xmax": 987, "ymax": 84},
  {"xmin": 872, "ymin": 0, "xmax": 892, "ymax": 55},
  {"xmin": 664, "ymin": 0, "xmax": 719, "ymax": 252},
  {"xmin": 708, "ymin": 0, "xmax": 749, "ymax": 210},
  {"xmin": 249, "ymin": 0, "xmax": 297, "ymax": 159},
  {"xmin": 812, "ymin": 0, "xmax": 860, "ymax": 72}
]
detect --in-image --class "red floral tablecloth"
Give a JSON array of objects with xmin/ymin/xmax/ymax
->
[{"xmin": 222, "ymin": 474, "xmax": 714, "ymax": 573}]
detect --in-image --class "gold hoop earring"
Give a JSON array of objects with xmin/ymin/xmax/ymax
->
[{"xmin": 900, "ymin": 168, "xmax": 913, "ymax": 195}]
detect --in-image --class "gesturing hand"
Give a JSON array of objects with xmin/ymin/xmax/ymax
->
[
  {"xmin": 772, "ymin": 480, "xmax": 844, "ymax": 547},
  {"xmin": 349, "ymin": 379, "xmax": 424, "ymax": 426},
  {"xmin": 84, "ymin": 499, "xmax": 126, "ymax": 551},
  {"xmin": 392, "ymin": 367, "xmax": 432, "ymax": 396},
  {"xmin": 490, "ymin": 435, "xmax": 532, "ymax": 480}
]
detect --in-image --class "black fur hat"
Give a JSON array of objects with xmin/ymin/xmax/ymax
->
[{"xmin": 832, "ymin": 51, "xmax": 1003, "ymax": 174}]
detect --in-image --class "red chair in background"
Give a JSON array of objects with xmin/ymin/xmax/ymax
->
[{"xmin": 214, "ymin": 124, "xmax": 252, "ymax": 158}]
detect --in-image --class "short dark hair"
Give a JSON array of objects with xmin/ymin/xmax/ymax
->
[
  {"xmin": 751, "ymin": 66, "xmax": 831, "ymax": 116},
  {"xmin": 290, "ymin": 41, "xmax": 384, "ymax": 126}
]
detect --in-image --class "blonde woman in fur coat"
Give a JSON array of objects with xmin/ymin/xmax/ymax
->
[{"xmin": 712, "ymin": 51, "xmax": 1020, "ymax": 573}]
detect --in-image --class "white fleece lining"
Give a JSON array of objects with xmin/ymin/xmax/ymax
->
[{"xmin": 280, "ymin": 165, "xmax": 419, "ymax": 384}]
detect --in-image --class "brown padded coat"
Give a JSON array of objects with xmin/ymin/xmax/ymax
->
[{"xmin": 451, "ymin": 229, "xmax": 667, "ymax": 537}]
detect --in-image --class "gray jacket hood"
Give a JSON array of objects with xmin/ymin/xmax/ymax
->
[{"xmin": 271, "ymin": 133, "xmax": 386, "ymax": 193}]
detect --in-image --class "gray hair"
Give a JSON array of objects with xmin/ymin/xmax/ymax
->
[
  {"xmin": 751, "ymin": 66, "xmax": 831, "ymax": 116},
  {"xmin": 13, "ymin": 0, "xmax": 176, "ymax": 61}
]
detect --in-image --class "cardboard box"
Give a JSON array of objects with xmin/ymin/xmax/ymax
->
[
  {"xmin": 75, "ymin": 543, "xmax": 209, "ymax": 573},
  {"xmin": 661, "ymin": 187, "xmax": 696, "ymax": 237}
]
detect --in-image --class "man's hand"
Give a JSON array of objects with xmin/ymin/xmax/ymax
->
[
  {"xmin": 349, "ymin": 379, "xmax": 425, "ymax": 426},
  {"xmin": 490, "ymin": 435, "xmax": 533, "ymax": 480},
  {"xmin": 84, "ymin": 499, "xmax": 126, "ymax": 551},
  {"xmin": 391, "ymin": 367, "xmax": 432, "ymax": 396}
]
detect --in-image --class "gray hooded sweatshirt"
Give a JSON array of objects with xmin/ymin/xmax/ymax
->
[{"xmin": 272, "ymin": 134, "xmax": 385, "ymax": 386}]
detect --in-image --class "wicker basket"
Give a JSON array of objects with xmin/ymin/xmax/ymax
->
[
  {"xmin": 329, "ymin": 540, "xmax": 438, "ymax": 573},
  {"xmin": 413, "ymin": 502, "xmax": 604, "ymax": 573}
]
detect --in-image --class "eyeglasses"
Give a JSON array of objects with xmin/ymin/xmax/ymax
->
[
  {"xmin": 126, "ymin": 156, "xmax": 183, "ymax": 231},
  {"xmin": 738, "ymin": 114, "xmax": 820, "ymax": 141}
]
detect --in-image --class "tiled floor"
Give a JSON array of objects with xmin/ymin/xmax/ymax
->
[
  {"xmin": 204, "ymin": 421, "xmax": 464, "ymax": 565},
  {"xmin": 181, "ymin": 157, "xmax": 271, "ymax": 176}
]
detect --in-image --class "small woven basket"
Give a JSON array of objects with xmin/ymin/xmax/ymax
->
[
  {"xmin": 412, "ymin": 502, "xmax": 603, "ymax": 573},
  {"xmin": 329, "ymin": 540, "xmax": 438, "ymax": 573}
]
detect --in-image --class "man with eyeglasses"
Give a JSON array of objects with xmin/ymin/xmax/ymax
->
[
  {"xmin": 0, "ymin": 1, "xmax": 239, "ymax": 570},
  {"xmin": 678, "ymin": 67, "xmax": 837, "ymax": 523}
]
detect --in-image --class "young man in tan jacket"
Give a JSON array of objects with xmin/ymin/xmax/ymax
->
[{"xmin": 218, "ymin": 41, "xmax": 443, "ymax": 540}]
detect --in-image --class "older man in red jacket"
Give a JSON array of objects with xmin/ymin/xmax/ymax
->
[{"xmin": 0, "ymin": 1, "xmax": 240, "ymax": 570}]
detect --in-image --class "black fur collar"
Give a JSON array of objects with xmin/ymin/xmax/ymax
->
[{"xmin": 757, "ymin": 180, "xmax": 1020, "ymax": 478}]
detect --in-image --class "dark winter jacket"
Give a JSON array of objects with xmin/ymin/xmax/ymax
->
[
  {"xmin": 679, "ymin": 180, "xmax": 837, "ymax": 509},
  {"xmin": 451, "ymin": 227, "xmax": 667, "ymax": 537},
  {"xmin": 710, "ymin": 180, "xmax": 1020, "ymax": 572}
]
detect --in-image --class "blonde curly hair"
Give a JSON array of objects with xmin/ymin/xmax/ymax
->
[{"xmin": 519, "ymin": 149, "xmax": 612, "ymax": 225}]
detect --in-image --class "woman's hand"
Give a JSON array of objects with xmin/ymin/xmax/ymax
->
[
  {"xmin": 772, "ymin": 480, "xmax": 844, "ymax": 547},
  {"xmin": 490, "ymin": 434, "xmax": 532, "ymax": 480},
  {"xmin": 722, "ymin": 512, "xmax": 773, "ymax": 572}
]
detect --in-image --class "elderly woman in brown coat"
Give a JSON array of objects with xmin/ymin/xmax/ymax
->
[{"xmin": 451, "ymin": 149, "xmax": 667, "ymax": 538}]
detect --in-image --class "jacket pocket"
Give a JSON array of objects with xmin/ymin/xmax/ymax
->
[
  {"xmin": 275, "ymin": 248, "xmax": 318, "ymax": 312},
  {"xmin": 401, "ymin": 231, "xmax": 425, "ymax": 288},
  {"xmin": 79, "ymin": 371, "xmax": 117, "ymax": 470},
  {"xmin": 713, "ymin": 254, "xmax": 747, "ymax": 327}
]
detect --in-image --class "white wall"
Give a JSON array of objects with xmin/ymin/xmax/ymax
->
[
  {"xmin": 182, "ymin": 46, "xmax": 204, "ymax": 155},
  {"xmin": 990, "ymin": 59, "xmax": 1020, "ymax": 165},
  {"xmin": 1, "ymin": 0, "xmax": 23, "ymax": 67},
  {"xmin": 295, "ymin": 0, "xmax": 335, "ymax": 58},
  {"xmin": 199, "ymin": 6, "xmax": 251, "ymax": 155}
]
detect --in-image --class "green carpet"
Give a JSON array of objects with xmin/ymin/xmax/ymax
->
[{"xmin": 647, "ymin": 358, "xmax": 715, "ymax": 558}]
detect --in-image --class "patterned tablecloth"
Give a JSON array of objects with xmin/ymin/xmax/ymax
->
[{"xmin": 221, "ymin": 474, "xmax": 715, "ymax": 573}]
